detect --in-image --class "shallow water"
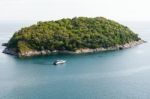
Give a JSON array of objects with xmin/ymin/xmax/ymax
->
[{"xmin": 0, "ymin": 21, "xmax": 150, "ymax": 99}]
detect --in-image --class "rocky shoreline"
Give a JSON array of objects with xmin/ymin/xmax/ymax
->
[{"xmin": 2, "ymin": 40, "xmax": 145, "ymax": 57}]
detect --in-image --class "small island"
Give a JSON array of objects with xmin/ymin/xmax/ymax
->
[{"xmin": 3, "ymin": 17, "xmax": 145, "ymax": 57}]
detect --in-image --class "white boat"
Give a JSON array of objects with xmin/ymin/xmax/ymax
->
[{"xmin": 53, "ymin": 60, "xmax": 66, "ymax": 65}]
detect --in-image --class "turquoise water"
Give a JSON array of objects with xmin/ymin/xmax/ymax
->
[{"xmin": 0, "ymin": 22, "xmax": 150, "ymax": 99}]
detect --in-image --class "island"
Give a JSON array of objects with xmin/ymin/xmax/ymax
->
[{"xmin": 3, "ymin": 17, "xmax": 145, "ymax": 57}]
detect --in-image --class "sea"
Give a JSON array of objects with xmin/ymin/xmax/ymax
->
[{"xmin": 0, "ymin": 21, "xmax": 150, "ymax": 99}]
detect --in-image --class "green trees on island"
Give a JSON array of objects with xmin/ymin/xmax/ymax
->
[{"xmin": 7, "ymin": 17, "xmax": 140, "ymax": 53}]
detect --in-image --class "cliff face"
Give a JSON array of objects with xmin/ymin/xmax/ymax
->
[{"xmin": 2, "ymin": 17, "xmax": 144, "ymax": 57}]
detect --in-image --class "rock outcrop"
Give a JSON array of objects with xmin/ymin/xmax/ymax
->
[{"xmin": 2, "ymin": 40, "xmax": 145, "ymax": 57}]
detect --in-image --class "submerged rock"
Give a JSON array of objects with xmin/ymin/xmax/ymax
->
[{"xmin": 2, "ymin": 43, "xmax": 8, "ymax": 46}]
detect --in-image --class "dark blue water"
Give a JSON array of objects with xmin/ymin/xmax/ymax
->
[{"xmin": 0, "ymin": 21, "xmax": 150, "ymax": 99}]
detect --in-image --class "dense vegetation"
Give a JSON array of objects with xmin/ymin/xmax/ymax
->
[{"xmin": 7, "ymin": 17, "xmax": 140, "ymax": 53}]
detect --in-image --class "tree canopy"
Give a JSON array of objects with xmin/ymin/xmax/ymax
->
[{"xmin": 7, "ymin": 17, "xmax": 140, "ymax": 53}]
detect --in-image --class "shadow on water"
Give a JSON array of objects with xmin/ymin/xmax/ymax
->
[{"xmin": 9, "ymin": 46, "xmax": 138, "ymax": 62}]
